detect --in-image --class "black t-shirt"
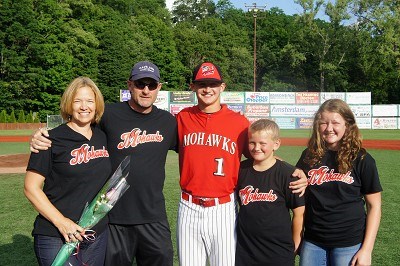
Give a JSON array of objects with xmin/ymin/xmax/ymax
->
[
  {"xmin": 100, "ymin": 102, "xmax": 177, "ymax": 224},
  {"xmin": 296, "ymin": 149, "xmax": 382, "ymax": 247},
  {"xmin": 27, "ymin": 124, "xmax": 111, "ymax": 237},
  {"xmin": 236, "ymin": 159, "xmax": 304, "ymax": 266}
]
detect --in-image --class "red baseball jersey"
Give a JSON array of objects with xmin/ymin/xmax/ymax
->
[{"xmin": 177, "ymin": 104, "xmax": 250, "ymax": 198}]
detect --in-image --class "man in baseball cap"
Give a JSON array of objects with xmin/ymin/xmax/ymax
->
[
  {"xmin": 129, "ymin": 61, "xmax": 160, "ymax": 82},
  {"xmin": 126, "ymin": 61, "xmax": 162, "ymax": 113},
  {"xmin": 102, "ymin": 60, "xmax": 175, "ymax": 265}
]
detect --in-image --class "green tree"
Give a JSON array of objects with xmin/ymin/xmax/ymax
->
[
  {"xmin": 172, "ymin": 0, "xmax": 216, "ymax": 23},
  {"xmin": 351, "ymin": 0, "xmax": 400, "ymax": 103},
  {"xmin": 0, "ymin": 110, "xmax": 7, "ymax": 123},
  {"xmin": 26, "ymin": 111, "xmax": 35, "ymax": 123},
  {"xmin": 17, "ymin": 110, "xmax": 26, "ymax": 123},
  {"xmin": 8, "ymin": 110, "xmax": 16, "ymax": 123},
  {"xmin": 134, "ymin": 14, "xmax": 186, "ymax": 90}
]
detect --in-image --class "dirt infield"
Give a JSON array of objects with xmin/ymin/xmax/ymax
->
[{"xmin": 1, "ymin": 136, "xmax": 399, "ymax": 174}]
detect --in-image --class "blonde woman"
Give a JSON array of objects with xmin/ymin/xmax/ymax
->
[{"xmin": 24, "ymin": 77, "xmax": 111, "ymax": 266}]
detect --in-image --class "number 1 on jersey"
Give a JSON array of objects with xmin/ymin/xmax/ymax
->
[{"xmin": 214, "ymin": 158, "xmax": 225, "ymax": 176}]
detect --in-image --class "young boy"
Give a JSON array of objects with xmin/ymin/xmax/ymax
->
[{"xmin": 235, "ymin": 119, "xmax": 305, "ymax": 266}]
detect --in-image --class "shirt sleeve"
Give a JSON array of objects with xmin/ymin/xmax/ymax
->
[
  {"xmin": 280, "ymin": 161, "xmax": 305, "ymax": 209},
  {"xmin": 26, "ymin": 148, "xmax": 52, "ymax": 178},
  {"xmin": 356, "ymin": 152, "xmax": 383, "ymax": 194}
]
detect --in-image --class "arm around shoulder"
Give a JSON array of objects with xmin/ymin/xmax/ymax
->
[{"xmin": 30, "ymin": 128, "xmax": 51, "ymax": 153}]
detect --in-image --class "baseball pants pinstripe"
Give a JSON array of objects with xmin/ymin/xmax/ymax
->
[{"xmin": 177, "ymin": 192, "xmax": 237, "ymax": 266}]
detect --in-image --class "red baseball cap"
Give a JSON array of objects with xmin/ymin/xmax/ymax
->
[{"xmin": 192, "ymin": 62, "xmax": 223, "ymax": 83}]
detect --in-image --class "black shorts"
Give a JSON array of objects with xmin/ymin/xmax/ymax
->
[{"xmin": 105, "ymin": 221, "xmax": 173, "ymax": 266}]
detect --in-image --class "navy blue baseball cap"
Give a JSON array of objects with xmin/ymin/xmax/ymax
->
[{"xmin": 129, "ymin": 61, "xmax": 160, "ymax": 82}]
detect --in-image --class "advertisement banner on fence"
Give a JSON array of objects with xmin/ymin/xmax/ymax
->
[
  {"xmin": 169, "ymin": 104, "xmax": 194, "ymax": 115},
  {"xmin": 372, "ymin": 117, "xmax": 398, "ymax": 129},
  {"xmin": 226, "ymin": 104, "xmax": 245, "ymax": 113},
  {"xmin": 169, "ymin": 91, "xmax": 195, "ymax": 103},
  {"xmin": 221, "ymin": 92, "xmax": 245, "ymax": 103},
  {"xmin": 296, "ymin": 117, "xmax": 314, "ymax": 129},
  {"xmin": 120, "ymin": 90, "xmax": 131, "ymax": 102},
  {"xmin": 346, "ymin": 92, "xmax": 371, "ymax": 104},
  {"xmin": 245, "ymin": 104, "xmax": 270, "ymax": 117},
  {"xmin": 372, "ymin": 105, "xmax": 398, "ymax": 117},
  {"xmin": 295, "ymin": 92, "xmax": 320, "ymax": 104},
  {"xmin": 271, "ymin": 105, "xmax": 319, "ymax": 117},
  {"xmin": 154, "ymin": 91, "xmax": 169, "ymax": 111},
  {"xmin": 245, "ymin": 92, "xmax": 270, "ymax": 104},
  {"xmin": 350, "ymin": 105, "xmax": 372, "ymax": 117},
  {"xmin": 247, "ymin": 116, "xmax": 263, "ymax": 124},
  {"xmin": 269, "ymin": 92, "xmax": 296, "ymax": 104},
  {"xmin": 355, "ymin": 117, "xmax": 372, "ymax": 129},
  {"xmin": 270, "ymin": 117, "xmax": 296, "ymax": 129},
  {"xmin": 320, "ymin": 92, "xmax": 346, "ymax": 103}
]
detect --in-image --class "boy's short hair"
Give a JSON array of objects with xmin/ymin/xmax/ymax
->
[{"xmin": 249, "ymin": 119, "xmax": 280, "ymax": 140}]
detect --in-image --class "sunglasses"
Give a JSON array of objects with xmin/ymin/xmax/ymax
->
[{"xmin": 133, "ymin": 80, "xmax": 159, "ymax": 90}]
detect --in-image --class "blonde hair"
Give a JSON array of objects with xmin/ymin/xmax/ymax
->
[
  {"xmin": 60, "ymin": 77, "xmax": 104, "ymax": 124},
  {"xmin": 249, "ymin": 119, "xmax": 280, "ymax": 141},
  {"xmin": 305, "ymin": 99, "xmax": 365, "ymax": 173}
]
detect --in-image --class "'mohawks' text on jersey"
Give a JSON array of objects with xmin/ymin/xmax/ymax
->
[
  {"xmin": 70, "ymin": 144, "xmax": 109, "ymax": 165},
  {"xmin": 176, "ymin": 104, "xmax": 249, "ymax": 198},
  {"xmin": 117, "ymin": 128, "xmax": 164, "ymax": 149},
  {"xmin": 307, "ymin": 166, "xmax": 354, "ymax": 185},
  {"xmin": 183, "ymin": 132, "xmax": 237, "ymax": 155}
]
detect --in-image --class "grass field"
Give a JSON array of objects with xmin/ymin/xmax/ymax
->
[
  {"xmin": 0, "ymin": 130, "xmax": 399, "ymax": 265},
  {"xmin": 0, "ymin": 142, "xmax": 29, "ymax": 155},
  {"xmin": 0, "ymin": 129, "xmax": 33, "ymax": 136}
]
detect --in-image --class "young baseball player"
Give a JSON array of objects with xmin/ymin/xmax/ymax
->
[
  {"xmin": 235, "ymin": 119, "xmax": 305, "ymax": 266},
  {"xmin": 296, "ymin": 99, "xmax": 382, "ymax": 266},
  {"xmin": 176, "ymin": 62, "xmax": 308, "ymax": 266}
]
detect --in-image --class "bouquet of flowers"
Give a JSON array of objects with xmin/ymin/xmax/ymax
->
[{"xmin": 51, "ymin": 156, "xmax": 131, "ymax": 266}]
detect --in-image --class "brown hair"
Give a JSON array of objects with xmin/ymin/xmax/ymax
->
[
  {"xmin": 60, "ymin": 77, "xmax": 104, "ymax": 124},
  {"xmin": 305, "ymin": 99, "xmax": 365, "ymax": 173},
  {"xmin": 249, "ymin": 119, "xmax": 280, "ymax": 141}
]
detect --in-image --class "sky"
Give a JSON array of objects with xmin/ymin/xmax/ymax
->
[
  {"xmin": 165, "ymin": 0, "xmax": 305, "ymax": 16},
  {"xmin": 231, "ymin": 0, "xmax": 304, "ymax": 15}
]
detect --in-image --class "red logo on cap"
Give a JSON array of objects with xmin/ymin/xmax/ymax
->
[{"xmin": 195, "ymin": 63, "xmax": 221, "ymax": 81}]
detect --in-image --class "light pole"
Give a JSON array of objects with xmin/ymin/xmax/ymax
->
[{"xmin": 246, "ymin": 3, "xmax": 266, "ymax": 92}]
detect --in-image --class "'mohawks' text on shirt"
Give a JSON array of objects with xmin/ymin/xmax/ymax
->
[
  {"xmin": 70, "ymin": 144, "xmax": 109, "ymax": 165},
  {"xmin": 239, "ymin": 185, "xmax": 278, "ymax": 205},
  {"xmin": 183, "ymin": 132, "xmax": 237, "ymax": 155},
  {"xmin": 117, "ymin": 128, "xmax": 164, "ymax": 149},
  {"xmin": 307, "ymin": 166, "xmax": 354, "ymax": 185}
]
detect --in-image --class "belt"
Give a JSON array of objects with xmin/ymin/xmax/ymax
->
[{"xmin": 181, "ymin": 192, "xmax": 231, "ymax": 207}]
